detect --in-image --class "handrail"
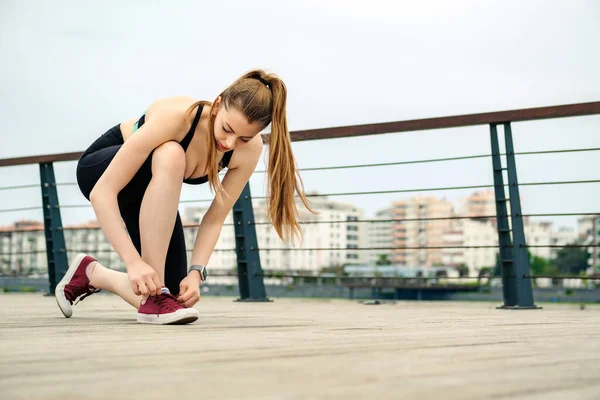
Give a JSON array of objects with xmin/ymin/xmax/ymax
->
[
  {"xmin": 287, "ymin": 101, "xmax": 600, "ymax": 141},
  {"xmin": 1, "ymin": 101, "xmax": 599, "ymax": 167},
  {"xmin": 0, "ymin": 152, "xmax": 83, "ymax": 168}
]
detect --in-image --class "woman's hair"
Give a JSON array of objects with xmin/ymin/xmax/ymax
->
[{"xmin": 187, "ymin": 69, "xmax": 315, "ymax": 243}]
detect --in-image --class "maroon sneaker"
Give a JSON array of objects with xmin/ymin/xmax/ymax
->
[
  {"xmin": 55, "ymin": 253, "xmax": 101, "ymax": 318},
  {"xmin": 137, "ymin": 288, "xmax": 199, "ymax": 325}
]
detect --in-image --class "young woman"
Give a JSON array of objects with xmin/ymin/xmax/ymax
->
[{"xmin": 55, "ymin": 69, "xmax": 314, "ymax": 325}]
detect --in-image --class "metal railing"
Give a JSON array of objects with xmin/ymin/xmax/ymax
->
[{"xmin": 1, "ymin": 101, "xmax": 599, "ymax": 307}]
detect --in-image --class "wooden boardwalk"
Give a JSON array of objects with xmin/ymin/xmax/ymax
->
[{"xmin": 1, "ymin": 293, "xmax": 599, "ymax": 400}]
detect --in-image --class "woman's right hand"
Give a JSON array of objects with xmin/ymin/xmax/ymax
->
[{"xmin": 126, "ymin": 259, "xmax": 162, "ymax": 297}]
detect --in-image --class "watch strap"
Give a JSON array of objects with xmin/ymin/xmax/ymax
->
[{"xmin": 189, "ymin": 264, "xmax": 207, "ymax": 282}]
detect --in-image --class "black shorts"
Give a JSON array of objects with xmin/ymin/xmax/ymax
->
[
  {"xmin": 76, "ymin": 124, "xmax": 154, "ymax": 205},
  {"xmin": 76, "ymin": 125, "xmax": 187, "ymax": 294}
]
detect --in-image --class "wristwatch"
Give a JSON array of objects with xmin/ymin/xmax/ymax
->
[{"xmin": 189, "ymin": 264, "xmax": 208, "ymax": 282}]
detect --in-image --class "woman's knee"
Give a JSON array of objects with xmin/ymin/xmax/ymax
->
[{"xmin": 152, "ymin": 141, "xmax": 186, "ymax": 177}]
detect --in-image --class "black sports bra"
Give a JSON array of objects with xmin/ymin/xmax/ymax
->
[{"xmin": 133, "ymin": 104, "xmax": 234, "ymax": 185}]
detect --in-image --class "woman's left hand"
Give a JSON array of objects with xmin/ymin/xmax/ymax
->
[{"xmin": 177, "ymin": 272, "xmax": 201, "ymax": 308}]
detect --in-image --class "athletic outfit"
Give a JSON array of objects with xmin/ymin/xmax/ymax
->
[
  {"xmin": 56, "ymin": 103, "xmax": 233, "ymax": 324},
  {"xmin": 75, "ymin": 103, "xmax": 233, "ymax": 294}
]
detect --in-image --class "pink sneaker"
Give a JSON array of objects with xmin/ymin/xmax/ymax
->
[
  {"xmin": 55, "ymin": 253, "xmax": 101, "ymax": 318},
  {"xmin": 137, "ymin": 288, "xmax": 199, "ymax": 325}
]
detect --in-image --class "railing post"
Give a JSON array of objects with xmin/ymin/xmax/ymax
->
[
  {"xmin": 39, "ymin": 162, "xmax": 68, "ymax": 295},
  {"xmin": 503, "ymin": 123, "xmax": 540, "ymax": 309},
  {"xmin": 232, "ymin": 182, "xmax": 270, "ymax": 301},
  {"xmin": 490, "ymin": 124, "xmax": 518, "ymax": 307}
]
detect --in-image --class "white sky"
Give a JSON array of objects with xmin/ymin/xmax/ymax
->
[{"xmin": 0, "ymin": 0, "xmax": 599, "ymax": 230}]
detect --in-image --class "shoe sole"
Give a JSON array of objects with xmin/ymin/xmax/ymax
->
[
  {"xmin": 136, "ymin": 308, "xmax": 200, "ymax": 325},
  {"xmin": 55, "ymin": 253, "xmax": 88, "ymax": 318}
]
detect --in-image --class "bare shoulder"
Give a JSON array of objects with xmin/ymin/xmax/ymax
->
[
  {"xmin": 228, "ymin": 134, "xmax": 264, "ymax": 171},
  {"xmin": 147, "ymin": 96, "xmax": 199, "ymax": 121},
  {"xmin": 142, "ymin": 96, "xmax": 202, "ymax": 139}
]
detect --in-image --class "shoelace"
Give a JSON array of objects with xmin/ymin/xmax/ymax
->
[
  {"xmin": 65, "ymin": 285, "xmax": 101, "ymax": 306},
  {"xmin": 154, "ymin": 293, "xmax": 183, "ymax": 315}
]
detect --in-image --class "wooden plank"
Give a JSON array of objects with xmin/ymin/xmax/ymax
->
[{"xmin": 1, "ymin": 294, "xmax": 599, "ymax": 399}]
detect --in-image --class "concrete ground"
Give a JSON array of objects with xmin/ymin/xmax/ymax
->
[{"xmin": 0, "ymin": 293, "xmax": 599, "ymax": 400}]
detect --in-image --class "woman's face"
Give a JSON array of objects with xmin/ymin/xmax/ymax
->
[{"xmin": 213, "ymin": 97, "xmax": 263, "ymax": 152}]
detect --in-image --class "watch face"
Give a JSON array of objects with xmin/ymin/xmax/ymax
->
[{"xmin": 191, "ymin": 266, "xmax": 207, "ymax": 281}]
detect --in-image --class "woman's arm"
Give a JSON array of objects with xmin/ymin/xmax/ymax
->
[
  {"xmin": 188, "ymin": 141, "xmax": 263, "ymax": 275},
  {"xmin": 90, "ymin": 108, "xmax": 185, "ymax": 268}
]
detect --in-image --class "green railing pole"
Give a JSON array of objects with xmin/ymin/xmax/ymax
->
[
  {"xmin": 490, "ymin": 124, "xmax": 518, "ymax": 307},
  {"xmin": 232, "ymin": 182, "xmax": 269, "ymax": 301},
  {"xmin": 503, "ymin": 123, "xmax": 540, "ymax": 309},
  {"xmin": 39, "ymin": 162, "xmax": 68, "ymax": 295}
]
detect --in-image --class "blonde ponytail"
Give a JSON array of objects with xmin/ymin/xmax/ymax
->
[
  {"xmin": 193, "ymin": 69, "xmax": 315, "ymax": 243},
  {"xmin": 265, "ymin": 76, "xmax": 314, "ymax": 243}
]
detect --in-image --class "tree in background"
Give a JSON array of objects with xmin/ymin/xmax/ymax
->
[
  {"xmin": 478, "ymin": 266, "xmax": 494, "ymax": 284},
  {"xmin": 529, "ymin": 252, "xmax": 547, "ymax": 275},
  {"xmin": 456, "ymin": 264, "xmax": 469, "ymax": 277},
  {"xmin": 495, "ymin": 251, "xmax": 555, "ymax": 276},
  {"xmin": 320, "ymin": 264, "xmax": 347, "ymax": 277},
  {"xmin": 485, "ymin": 246, "xmax": 589, "ymax": 288},
  {"xmin": 551, "ymin": 245, "xmax": 590, "ymax": 276},
  {"xmin": 493, "ymin": 254, "xmax": 502, "ymax": 277},
  {"xmin": 529, "ymin": 253, "xmax": 557, "ymax": 276},
  {"xmin": 376, "ymin": 254, "xmax": 392, "ymax": 266}
]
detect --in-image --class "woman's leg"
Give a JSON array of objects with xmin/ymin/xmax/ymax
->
[
  {"xmin": 163, "ymin": 212, "xmax": 188, "ymax": 295},
  {"xmin": 88, "ymin": 208, "xmax": 188, "ymax": 308},
  {"xmin": 86, "ymin": 197, "xmax": 144, "ymax": 308},
  {"xmin": 138, "ymin": 141, "xmax": 186, "ymax": 284},
  {"xmin": 89, "ymin": 211, "xmax": 188, "ymax": 306},
  {"xmin": 79, "ymin": 141, "xmax": 186, "ymax": 307},
  {"xmin": 89, "ymin": 263, "xmax": 141, "ymax": 308},
  {"xmin": 54, "ymin": 137, "xmax": 142, "ymax": 314}
]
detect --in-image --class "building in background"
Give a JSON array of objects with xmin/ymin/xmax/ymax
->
[
  {"xmin": 441, "ymin": 218, "xmax": 577, "ymax": 277},
  {"xmin": 578, "ymin": 215, "xmax": 600, "ymax": 272},
  {"xmin": 391, "ymin": 196, "xmax": 454, "ymax": 266},
  {"xmin": 443, "ymin": 219, "xmax": 498, "ymax": 276},
  {"xmin": 459, "ymin": 191, "xmax": 497, "ymax": 222},
  {"xmin": 524, "ymin": 220, "xmax": 553, "ymax": 259},
  {"xmin": 524, "ymin": 219, "xmax": 577, "ymax": 260},
  {"xmin": 64, "ymin": 221, "xmax": 124, "ymax": 271},
  {"xmin": 1, "ymin": 191, "xmax": 586, "ymax": 278},
  {"xmin": 184, "ymin": 193, "xmax": 365, "ymax": 275},
  {"xmin": 549, "ymin": 226, "xmax": 578, "ymax": 259},
  {"xmin": 366, "ymin": 208, "xmax": 393, "ymax": 265},
  {"xmin": 0, "ymin": 220, "xmax": 46, "ymax": 276},
  {"xmin": 594, "ymin": 217, "xmax": 600, "ymax": 272},
  {"xmin": 577, "ymin": 215, "xmax": 597, "ymax": 241}
]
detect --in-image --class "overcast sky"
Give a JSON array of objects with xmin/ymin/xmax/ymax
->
[{"xmin": 0, "ymin": 0, "xmax": 598, "ymax": 230}]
